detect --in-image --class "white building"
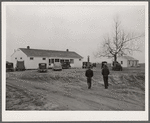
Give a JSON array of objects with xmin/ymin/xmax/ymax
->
[
  {"xmin": 117, "ymin": 56, "xmax": 139, "ymax": 67},
  {"xmin": 11, "ymin": 46, "xmax": 83, "ymax": 69}
]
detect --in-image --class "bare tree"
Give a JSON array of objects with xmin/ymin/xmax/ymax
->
[{"xmin": 95, "ymin": 17, "xmax": 144, "ymax": 62}]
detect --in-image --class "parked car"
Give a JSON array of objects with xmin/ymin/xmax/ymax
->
[
  {"xmin": 6, "ymin": 62, "xmax": 14, "ymax": 72},
  {"xmin": 48, "ymin": 63, "xmax": 54, "ymax": 69},
  {"xmin": 38, "ymin": 63, "xmax": 47, "ymax": 72},
  {"xmin": 112, "ymin": 61, "xmax": 122, "ymax": 71},
  {"xmin": 82, "ymin": 62, "xmax": 93, "ymax": 69},
  {"xmin": 61, "ymin": 62, "xmax": 71, "ymax": 69},
  {"xmin": 92, "ymin": 63, "xmax": 96, "ymax": 67},
  {"xmin": 53, "ymin": 62, "xmax": 62, "ymax": 71}
]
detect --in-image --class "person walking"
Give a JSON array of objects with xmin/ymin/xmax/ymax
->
[
  {"xmin": 85, "ymin": 66, "xmax": 93, "ymax": 89},
  {"xmin": 102, "ymin": 64, "xmax": 110, "ymax": 89}
]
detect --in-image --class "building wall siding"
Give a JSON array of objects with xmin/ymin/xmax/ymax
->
[
  {"xmin": 11, "ymin": 49, "xmax": 83, "ymax": 69},
  {"xmin": 11, "ymin": 49, "xmax": 28, "ymax": 68},
  {"xmin": 118, "ymin": 57, "xmax": 139, "ymax": 67},
  {"xmin": 26, "ymin": 57, "xmax": 48, "ymax": 69},
  {"xmin": 48, "ymin": 57, "xmax": 82, "ymax": 68},
  {"xmin": 128, "ymin": 60, "xmax": 139, "ymax": 67},
  {"xmin": 117, "ymin": 58, "xmax": 128, "ymax": 67},
  {"xmin": 74, "ymin": 59, "xmax": 82, "ymax": 68}
]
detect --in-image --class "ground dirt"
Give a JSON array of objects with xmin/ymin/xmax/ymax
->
[{"xmin": 6, "ymin": 66, "xmax": 145, "ymax": 110}]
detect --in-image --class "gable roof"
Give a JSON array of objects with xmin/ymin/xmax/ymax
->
[
  {"xmin": 119, "ymin": 56, "xmax": 138, "ymax": 61},
  {"xmin": 19, "ymin": 48, "xmax": 83, "ymax": 59}
]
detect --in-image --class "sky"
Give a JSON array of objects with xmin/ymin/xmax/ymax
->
[{"xmin": 5, "ymin": 2, "xmax": 146, "ymax": 63}]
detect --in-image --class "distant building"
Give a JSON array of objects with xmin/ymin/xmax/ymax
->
[
  {"xmin": 117, "ymin": 55, "xmax": 139, "ymax": 67},
  {"xmin": 11, "ymin": 46, "xmax": 83, "ymax": 69}
]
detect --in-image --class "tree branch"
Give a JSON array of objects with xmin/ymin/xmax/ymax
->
[{"xmin": 94, "ymin": 16, "xmax": 144, "ymax": 61}]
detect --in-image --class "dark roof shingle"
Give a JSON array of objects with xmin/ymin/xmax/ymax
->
[{"xmin": 20, "ymin": 48, "xmax": 83, "ymax": 59}]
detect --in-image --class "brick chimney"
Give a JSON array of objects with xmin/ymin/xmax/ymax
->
[
  {"xmin": 27, "ymin": 46, "xmax": 30, "ymax": 49},
  {"xmin": 87, "ymin": 55, "xmax": 90, "ymax": 62}
]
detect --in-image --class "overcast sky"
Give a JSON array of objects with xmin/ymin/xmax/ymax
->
[{"xmin": 5, "ymin": 2, "xmax": 146, "ymax": 63}]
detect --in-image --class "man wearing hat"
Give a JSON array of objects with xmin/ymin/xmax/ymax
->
[
  {"xmin": 102, "ymin": 64, "xmax": 110, "ymax": 89},
  {"xmin": 85, "ymin": 66, "xmax": 94, "ymax": 89}
]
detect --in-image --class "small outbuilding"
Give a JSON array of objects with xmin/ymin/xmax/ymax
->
[
  {"xmin": 117, "ymin": 55, "xmax": 139, "ymax": 67},
  {"xmin": 11, "ymin": 46, "xmax": 83, "ymax": 69}
]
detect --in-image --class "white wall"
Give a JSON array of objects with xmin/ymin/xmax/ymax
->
[
  {"xmin": 11, "ymin": 49, "xmax": 27, "ymax": 69},
  {"xmin": 26, "ymin": 57, "xmax": 48, "ymax": 69},
  {"xmin": 70, "ymin": 63, "xmax": 74, "ymax": 68},
  {"xmin": 11, "ymin": 49, "xmax": 83, "ymax": 69},
  {"xmin": 118, "ymin": 57, "xmax": 139, "ymax": 67},
  {"xmin": 48, "ymin": 57, "xmax": 82, "ymax": 68},
  {"xmin": 74, "ymin": 58, "xmax": 82, "ymax": 68},
  {"xmin": 11, "ymin": 49, "xmax": 49, "ymax": 69},
  {"xmin": 26, "ymin": 57, "xmax": 83, "ymax": 69},
  {"xmin": 117, "ymin": 57, "xmax": 128, "ymax": 67}
]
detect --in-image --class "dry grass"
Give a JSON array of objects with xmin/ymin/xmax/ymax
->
[{"xmin": 6, "ymin": 66, "xmax": 145, "ymax": 110}]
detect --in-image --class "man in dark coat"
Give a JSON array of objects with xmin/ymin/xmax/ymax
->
[
  {"xmin": 102, "ymin": 65, "xmax": 110, "ymax": 89},
  {"xmin": 85, "ymin": 66, "xmax": 93, "ymax": 89}
]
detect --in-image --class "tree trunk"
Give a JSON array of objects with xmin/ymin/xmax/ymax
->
[{"xmin": 114, "ymin": 54, "xmax": 117, "ymax": 62}]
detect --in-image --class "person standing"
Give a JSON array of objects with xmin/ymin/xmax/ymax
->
[
  {"xmin": 102, "ymin": 65, "xmax": 110, "ymax": 89},
  {"xmin": 85, "ymin": 66, "xmax": 93, "ymax": 89}
]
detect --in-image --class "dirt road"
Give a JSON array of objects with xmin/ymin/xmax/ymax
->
[{"xmin": 6, "ymin": 67, "xmax": 145, "ymax": 110}]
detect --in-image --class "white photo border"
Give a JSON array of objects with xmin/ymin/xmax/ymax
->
[{"xmin": 2, "ymin": 1, "xmax": 149, "ymax": 121}]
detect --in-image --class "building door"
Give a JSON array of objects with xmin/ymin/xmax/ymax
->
[
  {"xmin": 128, "ymin": 61, "xmax": 130, "ymax": 67},
  {"xmin": 132, "ymin": 61, "xmax": 134, "ymax": 67},
  {"xmin": 135, "ymin": 61, "xmax": 137, "ymax": 66},
  {"xmin": 16, "ymin": 61, "xmax": 25, "ymax": 70},
  {"xmin": 49, "ymin": 59, "xmax": 51, "ymax": 65}
]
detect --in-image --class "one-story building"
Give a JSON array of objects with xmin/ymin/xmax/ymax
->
[
  {"xmin": 117, "ymin": 55, "xmax": 139, "ymax": 67},
  {"xmin": 11, "ymin": 46, "xmax": 83, "ymax": 69}
]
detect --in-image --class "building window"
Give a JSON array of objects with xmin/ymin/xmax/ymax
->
[
  {"xmin": 15, "ymin": 57, "xmax": 17, "ymax": 60},
  {"xmin": 43, "ymin": 58, "xmax": 46, "ymax": 60},
  {"xmin": 52, "ymin": 59, "xmax": 54, "ymax": 63},
  {"xmin": 79, "ymin": 59, "xmax": 81, "ymax": 61},
  {"xmin": 30, "ymin": 57, "xmax": 34, "ymax": 60},
  {"xmin": 121, "ymin": 61, "xmax": 123, "ymax": 64},
  {"xmin": 60, "ymin": 59, "xmax": 64, "ymax": 63},
  {"xmin": 128, "ymin": 61, "xmax": 130, "ymax": 65},
  {"xmin": 70, "ymin": 59, "xmax": 74, "ymax": 63},
  {"xmin": 20, "ymin": 57, "xmax": 22, "ymax": 59},
  {"xmin": 55, "ymin": 59, "xmax": 59, "ymax": 62},
  {"xmin": 65, "ymin": 59, "xmax": 69, "ymax": 62}
]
